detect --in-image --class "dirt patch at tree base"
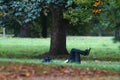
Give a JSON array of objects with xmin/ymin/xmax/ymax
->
[{"xmin": 38, "ymin": 52, "xmax": 69, "ymax": 59}]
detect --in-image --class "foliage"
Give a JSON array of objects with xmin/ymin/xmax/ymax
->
[
  {"xmin": 103, "ymin": 0, "xmax": 120, "ymax": 40},
  {"xmin": 0, "ymin": 0, "xmax": 118, "ymax": 36},
  {"xmin": 0, "ymin": 0, "xmax": 94, "ymax": 27},
  {"xmin": 64, "ymin": 0, "xmax": 92, "ymax": 25},
  {"xmin": 106, "ymin": 0, "xmax": 120, "ymax": 24},
  {"xmin": 0, "ymin": 0, "xmax": 42, "ymax": 26},
  {"xmin": 0, "ymin": 0, "xmax": 74, "ymax": 26}
]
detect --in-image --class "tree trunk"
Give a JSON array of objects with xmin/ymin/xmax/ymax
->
[
  {"xmin": 2, "ymin": 27, "xmax": 6, "ymax": 38},
  {"xmin": 41, "ymin": 13, "xmax": 47, "ymax": 38},
  {"xmin": 19, "ymin": 23, "xmax": 31, "ymax": 37},
  {"xmin": 49, "ymin": 6, "xmax": 68, "ymax": 55},
  {"xmin": 115, "ymin": 24, "xmax": 120, "ymax": 40},
  {"xmin": 98, "ymin": 27, "xmax": 102, "ymax": 36}
]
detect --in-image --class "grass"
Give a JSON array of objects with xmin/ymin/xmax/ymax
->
[
  {"xmin": 0, "ymin": 38, "xmax": 50, "ymax": 58},
  {"xmin": 67, "ymin": 36, "xmax": 120, "ymax": 60},
  {"xmin": 0, "ymin": 36, "xmax": 120, "ymax": 79},
  {"xmin": 0, "ymin": 36, "xmax": 120, "ymax": 60},
  {"xmin": 0, "ymin": 58, "xmax": 120, "ymax": 72}
]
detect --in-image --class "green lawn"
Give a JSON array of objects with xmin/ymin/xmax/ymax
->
[
  {"xmin": 0, "ymin": 36, "xmax": 119, "ymax": 60},
  {"xmin": 0, "ymin": 36, "xmax": 120, "ymax": 71},
  {"xmin": 0, "ymin": 58, "xmax": 120, "ymax": 72}
]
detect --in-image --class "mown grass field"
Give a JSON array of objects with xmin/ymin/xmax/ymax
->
[
  {"xmin": 0, "ymin": 36, "xmax": 120, "ymax": 60},
  {"xmin": 0, "ymin": 36, "xmax": 120, "ymax": 70}
]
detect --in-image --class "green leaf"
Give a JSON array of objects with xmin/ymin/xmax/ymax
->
[
  {"xmin": 15, "ymin": 12, "xmax": 22, "ymax": 16},
  {"xmin": 24, "ymin": 19, "xmax": 31, "ymax": 23}
]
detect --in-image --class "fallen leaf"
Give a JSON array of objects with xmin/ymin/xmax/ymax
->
[
  {"xmin": 25, "ymin": 72, "xmax": 31, "ymax": 77},
  {"xmin": 0, "ymin": 66, "xmax": 5, "ymax": 71},
  {"xmin": 43, "ymin": 71, "xmax": 48, "ymax": 74}
]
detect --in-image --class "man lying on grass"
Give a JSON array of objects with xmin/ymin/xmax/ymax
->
[
  {"xmin": 64, "ymin": 48, "xmax": 91, "ymax": 64},
  {"xmin": 42, "ymin": 48, "xmax": 91, "ymax": 64}
]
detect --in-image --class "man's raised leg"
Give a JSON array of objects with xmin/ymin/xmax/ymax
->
[{"xmin": 75, "ymin": 52, "xmax": 81, "ymax": 64}]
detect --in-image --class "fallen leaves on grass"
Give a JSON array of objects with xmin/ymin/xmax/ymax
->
[
  {"xmin": 0, "ymin": 62, "xmax": 120, "ymax": 80},
  {"xmin": 0, "ymin": 66, "xmax": 5, "ymax": 71}
]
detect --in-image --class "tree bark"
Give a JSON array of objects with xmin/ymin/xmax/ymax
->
[
  {"xmin": 115, "ymin": 24, "xmax": 120, "ymax": 40},
  {"xmin": 19, "ymin": 23, "xmax": 31, "ymax": 37},
  {"xmin": 2, "ymin": 27, "xmax": 6, "ymax": 38},
  {"xmin": 41, "ymin": 13, "xmax": 48, "ymax": 38},
  {"xmin": 98, "ymin": 27, "xmax": 102, "ymax": 36},
  {"xmin": 49, "ymin": 6, "xmax": 68, "ymax": 55}
]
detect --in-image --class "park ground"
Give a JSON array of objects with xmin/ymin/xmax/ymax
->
[
  {"xmin": 0, "ymin": 36, "xmax": 120, "ymax": 80},
  {"xmin": 0, "ymin": 61, "xmax": 120, "ymax": 80}
]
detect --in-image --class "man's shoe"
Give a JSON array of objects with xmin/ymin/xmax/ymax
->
[
  {"xmin": 86, "ymin": 48, "xmax": 91, "ymax": 55},
  {"xmin": 42, "ymin": 57, "xmax": 53, "ymax": 63},
  {"xmin": 64, "ymin": 59, "xmax": 69, "ymax": 63},
  {"xmin": 83, "ymin": 48, "xmax": 91, "ymax": 56}
]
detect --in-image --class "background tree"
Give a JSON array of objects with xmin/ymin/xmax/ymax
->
[
  {"xmin": 105, "ymin": 0, "xmax": 120, "ymax": 40},
  {"xmin": 92, "ymin": 0, "xmax": 120, "ymax": 39},
  {"xmin": 0, "ymin": 0, "xmax": 42, "ymax": 37},
  {"xmin": 40, "ymin": 6, "xmax": 50, "ymax": 38}
]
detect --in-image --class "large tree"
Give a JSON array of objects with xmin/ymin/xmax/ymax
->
[
  {"xmin": 1, "ymin": 0, "xmax": 109, "ymax": 57},
  {"xmin": 43, "ymin": 0, "xmax": 93, "ymax": 55},
  {"xmin": 0, "ymin": 0, "xmax": 71, "ymax": 55},
  {"xmin": 39, "ymin": 0, "xmax": 72, "ymax": 55}
]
